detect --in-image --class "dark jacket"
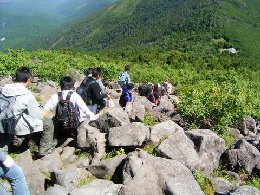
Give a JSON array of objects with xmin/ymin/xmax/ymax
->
[{"xmin": 88, "ymin": 78, "xmax": 107, "ymax": 105}]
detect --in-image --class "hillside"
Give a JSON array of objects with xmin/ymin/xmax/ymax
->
[
  {"xmin": 45, "ymin": 0, "xmax": 260, "ymax": 66},
  {"xmin": 0, "ymin": 0, "xmax": 116, "ymax": 51}
]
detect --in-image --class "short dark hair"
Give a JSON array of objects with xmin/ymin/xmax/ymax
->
[
  {"xmin": 91, "ymin": 68, "xmax": 99, "ymax": 78},
  {"xmin": 60, "ymin": 76, "xmax": 75, "ymax": 90},
  {"xmin": 127, "ymin": 83, "xmax": 134, "ymax": 90},
  {"xmin": 85, "ymin": 68, "xmax": 93, "ymax": 76},
  {"xmin": 96, "ymin": 67, "xmax": 103, "ymax": 76},
  {"xmin": 124, "ymin": 65, "xmax": 130, "ymax": 71},
  {"xmin": 14, "ymin": 66, "xmax": 32, "ymax": 82}
]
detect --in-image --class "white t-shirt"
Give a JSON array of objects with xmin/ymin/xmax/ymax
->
[{"xmin": 44, "ymin": 90, "xmax": 97, "ymax": 122}]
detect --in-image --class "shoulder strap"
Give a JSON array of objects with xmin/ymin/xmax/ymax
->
[
  {"xmin": 66, "ymin": 91, "xmax": 73, "ymax": 101},
  {"xmin": 57, "ymin": 92, "xmax": 63, "ymax": 102}
]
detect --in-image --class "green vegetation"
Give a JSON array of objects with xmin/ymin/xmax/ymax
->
[
  {"xmin": 143, "ymin": 112, "xmax": 158, "ymax": 126},
  {"xmin": 246, "ymin": 175, "xmax": 260, "ymax": 189},
  {"xmin": 101, "ymin": 148, "xmax": 125, "ymax": 160},
  {"xmin": 75, "ymin": 150, "xmax": 91, "ymax": 158},
  {"xmin": 193, "ymin": 171, "xmax": 214, "ymax": 195},
  {"xmin": 77, "ymin": 176, "xmax": 97, "ymax": 187}
]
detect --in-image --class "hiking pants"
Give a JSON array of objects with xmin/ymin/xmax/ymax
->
[
  {"xmin": 0, "ymin": 164, "xmax": 30, "ymax": 195},
  {"xmin": 38, "ymin": 116, "xmax": 55, "ymax": 153}
]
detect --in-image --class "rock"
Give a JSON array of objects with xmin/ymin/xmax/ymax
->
[
  {"xmin": 150, "ymin": 120, "xmax": 183, "ymax": 144},
  {"xmin": 156, "ymin": 134, "xmax": 200, "ymax": 171},
  {"xmin": 15, "ymin": 150, "xmax": 45, "ymax": 195},
  {"xmin": 70, "ymin": 179, "xmax": 122, "ymax": 195},
  {"xmin": 152, "ymin": 99, "xmax": 175, "ymax": 122},
  {"xmin": 120, "ymin": 150, "xmax": 204, "ymax": 195},
  {"xmin": 67, "ymin": 68, "xmax": 85, "ymax": 88},
  {"xmin": 107, "ymin": 82, "xmax": 122, "ymax": 90},
  {"xmin": 186, "ymin": 129, "xmax": 227, "ymax": 175},
  {"xmin": 133, "ymin": 95, "xmax": 154, "ymax": 112},
  {"xmin": 125, "ymin": 101, "xmax": 146, "ymax": 122},
  {"xmin": 0, "ymin": 76, "xmax": 12, "ymax": 87},
  {"xmin": 108, "ymin": 122, "xmax": 149, "ymax": 147},
  {"xmin": 95, "ymin": 107, "xmax": 130, "ymax": 133},
  {"xmin": 35, "ymin": 151, "xmax": 63, "ymax": 173},
  {"xmin": 228, "ymin": 185, "xmax": 260, "ymax": 195},
  {"xmin": 53, "ymin": 165, "xmax": 93, "ymax": 190},
  {"xmin": 234, "ymin": 116, "xmax": 257, "ymax": 136},
  {"xmin": 44, "ymin": 184, "xmax": 69, "ymax": 195},
  {"xmin": 61, "ymin": 146, "xmax": 76, "ymax": 162},
  {"xmin": 222, "ymin": 139, "xmax": 260, "ymax": 175},
  {"xmin": 211, "ymin": 177, "xmax": 235, "ymax": 194},
  {"xmin": 76, "ymin": 156, "xmax": 91, "ymax": 168},
  {"xmin": 87, "ymin": 154, "xmax": 127, "ymax": 179}
]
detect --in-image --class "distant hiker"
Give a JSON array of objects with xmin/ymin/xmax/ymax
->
[
  {"xmin": 43, "ymin": 76, "xmax": 98, "ymax": 139},
  {"xmin": 0, "ymin": 151, "xmax": 29, "ymax": 195},
  {"xmin": 76, "ymin": 68, "xmax": 94, "ymax": 102},
  {"xmin": 0, "ymin": 67, "xmax": 57, "ymax": 156},
  {"xmin": 162, "ymin": 80, "xmax": 173, "ymax": 95},
  {"xmin": 118, "ymin": 65, "xmax": 131, "ymax": 89},
  {"xmin": 85, "ymin": 69, "xmax": 109, "ymax": 114},
  {"xmin": 96, "ymin": 67, "xmax": 106, "ymax": 94},
  {"xmin": 119, "ymin": 83, "xmax": 134, "ymax": 107},
  {"xmin": 149, "ymin": 84, "xmax": 162, "ymax": 106},
  {"xmin": 138, "ymin": 83, "xmax": 153, "ymax": 98}
]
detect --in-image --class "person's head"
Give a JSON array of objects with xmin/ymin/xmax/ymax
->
[
  {"xmin": 96, "ymin": 67, "xmax": 103, "ymax": 77},
  {"xmin": 85, "ymin": 68, "xmax": 93, "ymax": 77},
  {"xmin": 13, "ymin": 66, "xmax": 32, "ymax": 86},
  {"xmin": 127, "ymin": 83, "xmax": 134, "ymax": 90},
  {"xmin": 60, "ymin": 76, "xmax": 75, "ymax": 90},
  {"xmin": 91, "ymin": 68, "xmax": 100, "ymax": 80},
  {"xmin": 124, "ymin": 65, "xmax": 130, "ymax": 72}
]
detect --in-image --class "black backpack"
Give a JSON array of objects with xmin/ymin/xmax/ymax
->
[
  {"xmin": 76, "ymin": 78, "xmax": 95, "ymax": 104},
  {"xmin": 138, "ymin": 84, "xmax": 153, "ymax": 98},
  {"xmin": 54, "ymin": 92, "xmax": 80, "ymax": 132}
]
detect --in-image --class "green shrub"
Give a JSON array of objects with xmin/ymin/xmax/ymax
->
[
  {"xmin": 102, "ymin": 148, "xmax": 125, "ymax": 160},
  {"xmin": 143, "ymin": 112, "xmax": 158, "ymax": 126},
  {"xmin": 193, "ymin": 171, "xmax": 214, "ymax": 195}
]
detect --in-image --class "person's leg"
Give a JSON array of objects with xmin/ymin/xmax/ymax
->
[
  {"xmin": 0, "ymin": 182, "xmax": 10, "ymax": 195},
  {"xmin": 1, "ymin": 164, "xmax": 29, "ymax": 195},
  {"xmin": 87, "ymin": 104, "xmax": 97, "ymax": 114},
  {"xmin": 38, "ymin": 116, "xmax": 56, "ymax": 156}
]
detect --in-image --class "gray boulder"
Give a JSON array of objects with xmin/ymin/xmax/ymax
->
[
  {"xmin": 125, "ymin": 101, "xmax": 146, "ymax": 122},
  {"xmin": 186, "ymin": 129, "xmax": 227, "ymax": 175},
  {"xmin": 70, "ymin": 179, "xmax": 122, "ymax": 195},
  {"xmin": 95, "ymin": 107, "xmax": 130, "ymax": 133},
  {"xmin": 77, "ymin": 121, "xmax": 100, "ymax": 148},
  {"xmin": 15, "ymin": 150, "xmax": 45, "ymax": 195},
  {"xmin": 156, "ymin": 134, "xmax": 200, "ymax": 171},
  {"xmin": 44, "ymin": 185, "xmax": 69, "ymax": 195},
  {"xmin": 87, "ymin": 154, "xmax": 127, "ymax": 179},
  {"xmin": 222, "ymin": 139, "xmax": 260, "ymax": 174},
  {"xmin": 120, "ymin": 150, "xmax": 204, "ymax": 195},
  {"xmin": 35, "ymin": 150, "xmax": 63, "ymax": 173},
  {"xmin": 133, "ymin": 95, "xmax": 154, "ymax": 112},
  {"xmin": 234, "ymin": 116, "xmax": 257, "ymax": 135},
  {"xmin": 152, "ymin": 99, "xmax": 175, "ymax": 122},
  {"xmin": 53, "ymin": 165, "xmax": 93, "ymax": 190},
  {"xmin": 108, "ymin": 122, "xmax": 149, "ymax": 147},
  {"xmin": 150, "ymin": 120, "xmax": 183, "ymax": 144},
  {"xmin": 211, "ymin": 177, "xmax": 235, "ymax": 194},
  {"xmin": 228, "ymin": 185, "xmax": 260, "ymax": 195}
]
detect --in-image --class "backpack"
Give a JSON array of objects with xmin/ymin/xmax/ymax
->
[
  {"xmin": 138, "ymin": 84, "xmax": 153, "ymax": 98},
  {"xmin": 0, "ymin": 90, "xmax": 22, "ymax": 134},
  {"xmin": 76, "ymin": 78, "xmax": 95, "ymax": 104},
  {"xmin": 54, "ymin": 92, "xmax": 80, "ymax": 132},
  {"xmin": 118, "ymin": 72, "xmax": 128, "ymax": 87}
]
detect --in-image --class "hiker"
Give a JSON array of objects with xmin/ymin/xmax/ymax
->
[
  {"xmin": 85, "ymin": 69, "xmax": 109, "ymax": 114},
  {"xmin": 76, "ymin": 68, "xmax": 94, "ymax": 102},
  {"xmin": 149, "ymin": 84, "xmax": 162, "ymax": 106},
  {"xmin": 96, "ymin": 67, "xmax": 106, "ymax": 94},
  {"xmin": 162, "ymin": 80, "xmax": 173, "ymax": 95},
  {"xmin": 118, "ymin": 65, "xmax": 131, "ymax": 89},
  {"xmin": 119, "ymin": 83, "xmax": 134, "ymax": 107},
  {"xmin": 43, "ymin": 76, "xmax": 98, "ymax": 139},
  {"xmin": 0, "ymin": 67, "xmax": 56, "ymax": 156},
  {"xmin": 0, "ymin": 151, "xmax": 29, "ymax": 195}
]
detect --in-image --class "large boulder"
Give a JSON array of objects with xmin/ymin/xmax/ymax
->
[
  {"xmin": 70, "ymin": 179, "xmax": 122, "ymax": 195},
  {"xmin": 53, "ymin": 165, "xmax": 93, "ymax": 190},
  {"xmin": 44, "ymin": 185, "xmax": 69, "ymax": 195},
  {"xmin": 15, "ymin": 150, "xmax": 45, "ymax": 195},
  {"xmin": 152, "ymin": 99, "xmax": 175, "ymax": 122},
  {"xmin": 87, "ymin": 154, "xmax": 127, "ymax": 179},
  {"xmin": 125, "ymin": 101, "xmax": 146, "ymax": 122},
  {"xmin": 120, "ymin": 150, "xmax": 204, "ymax": 195},
  {"xmin": 222, "ymin": 139, "xmax": 260, "ymax": 175},
  {"xmin": 133, "ymin": 95, "xmax": 154, "ymax": 113},
  {"xmin": 211, "ymin": 177, "xmax": 235, "ymax": 194},
  {"xmin": 234, "ymin": 116, "xmax": 257, "ymax": 135},
  {"xmin": 186, "ymin": 129, "xmax": 227, "ymax": 175},
  {"xmin": 228, "ymin": 185, "xmax": 260, "ymax": 195},
  {"xmin": 156, "ymin": 134, "xmax": 200, "ymax": 171},
  {"xmin": 150, "ymin": 120, "xmax": 183, "ymax": 144},
  {"xmin": 95, "ymin": 107, "xmax": 130, "ymax": 133},
  {"xmin": 108, "ymin": 122, "xmax": 149, "ymax": 147}
]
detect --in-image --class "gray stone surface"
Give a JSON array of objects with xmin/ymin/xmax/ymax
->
[
  {"xmin": 44, "ymin": 184, "xmax": 69, "ymax": 195},
  {"xmin": 108, "ymin": 122, "xmax": 149, "ymax": 147}
]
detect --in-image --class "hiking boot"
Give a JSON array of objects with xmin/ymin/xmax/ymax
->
[{"xmin": 38, "ymin": 139, "xmax": 57, "ymax": 156}]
